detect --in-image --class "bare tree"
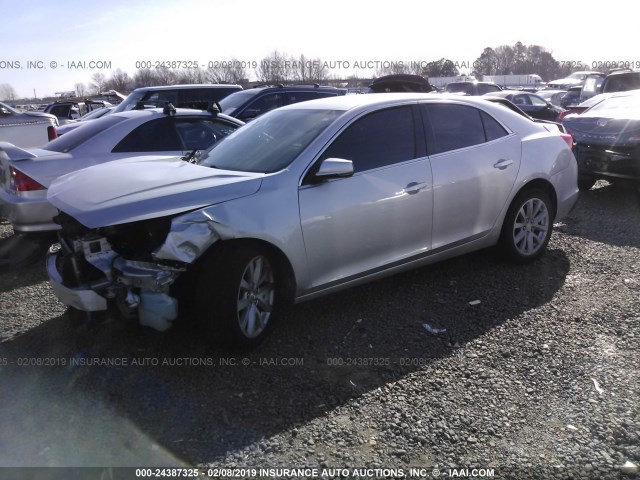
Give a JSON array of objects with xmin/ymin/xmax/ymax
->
[
  {"xmin": 106, "ymin": 69, "xmax": 133, "ymax": 93},
  {"xmin": 205, "ymin": 58, "xmax": 249, "ymax": 84},
  {"xmin": 133, "ymin": 68, "xmax": 160, "ymax": 88},
  {"xmin": 154, "ymin": 66, "xmax": 177, "ymax": 86},
  {"xmin": 0, "ymin": 83, "xmax": 19, "ymax": 101},
  {"xmin": 255, "ymin": 51, "xmax": 294, "ymax": 84},
  {"xmin": 89, "ymin": 72, "xmax": 107, "ymax": 94},
  {"xmin": 75, "ymin": 83, "xmax": 86, "ymax": 98},
  {"xmin": 292, "ymin": 54, "xmax": 329, "ymax": 83}
]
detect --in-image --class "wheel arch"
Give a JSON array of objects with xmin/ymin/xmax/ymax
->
[
  {"xmin": 514, "ymin": 178, "xmax": 558, "ymax": 219},
  {"xmin": 194, "ymin": 238, "xmax": 297, "ymax": 303}
]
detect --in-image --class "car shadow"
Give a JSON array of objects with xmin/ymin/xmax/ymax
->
[
  {"xmin": 0, "ymin": 232, "xmax": 54, "ymax": 292},
  {"xmin": 0, "ymin": 247, "xmax": 570, "ymax": 466},
  {"xmin": 555, "ymin": 181, "xmax": 640, "ymax": 248}
]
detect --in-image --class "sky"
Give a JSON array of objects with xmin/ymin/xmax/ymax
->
[{"xmin": 1, "ymin": 0, "xmax": 639, "ymax": 99}]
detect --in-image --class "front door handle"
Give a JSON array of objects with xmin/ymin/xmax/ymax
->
[
  {"xmin": 405, "ymin": 182, "xmax": 428, "ymax": 195},
  {"xmin": 493, "ymin": 159, "xmax": 513, "ymax": 170}
]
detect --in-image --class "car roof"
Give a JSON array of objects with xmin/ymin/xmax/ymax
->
[
  {"xmin": 109, "ymin": 107, "xmax": 241, "ymax": 123},
  {"xmin": 280, "ymin": 92, "xmax": 517, "ymax": 113},
  {"xmin": 130, "ymin": 84, "xmax": 242, "ymax": 92}
]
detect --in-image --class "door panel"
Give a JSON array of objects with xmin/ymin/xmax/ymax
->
[
  {"xmin": 299, "ymin": 160, "xmax": 432, "ymax": 289},
  {"xmin": 430, "ymin": 135, "xmax": 521, "ymax": 249}
]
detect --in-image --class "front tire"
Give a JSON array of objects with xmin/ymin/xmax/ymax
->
[
  {"xmin": 499, "ymin": 188, "xmax": 554, "ymax": 264},
  {"xmin": 196, "ymin": 245, "xmax": 279, "ymax": 349}
]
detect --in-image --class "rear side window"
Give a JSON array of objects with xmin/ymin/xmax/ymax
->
[
  {"xmin": 480, "ymin": 111, "xmax": 508, "ymax": 142},
  {"xmin": 112, "ymin": 118, "xmax": 182, "ymax": 152},
  {"xmin": 320, "ymin": 106, "xmax": 416, "ymax": 172},
  {"xmin": 422, "ymin": 104, "xmax": 487, "ymax": 154}
]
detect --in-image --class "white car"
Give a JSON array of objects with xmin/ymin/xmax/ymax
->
[
  {"xmin": 0, "ymin": 101, "xmax": 58, "ymax": 148},
  {"xmin": 0, "ymin": 107, "xmax": 243, "ymax": 232},
  {"xmin": 46, "ymin": 94, "xmax": 579, "ymax": 348}
]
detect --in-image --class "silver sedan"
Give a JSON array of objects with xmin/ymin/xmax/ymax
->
[{"xmin": 46, "ymin": 93, "xmax": 579, "ymax": 348}]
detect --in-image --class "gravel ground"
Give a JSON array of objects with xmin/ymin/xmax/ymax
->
[{"xmin": 0, "ymin": 181, "xmax": 639, "ymax": 480}]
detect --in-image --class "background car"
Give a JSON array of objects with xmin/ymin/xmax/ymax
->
[
  {"xmin": 219, "ymin": 84, "xmax": 347, "ymax": 121},
  {"xmin": 535, "ymin": 89, "xmax": 568, "ymax": 107},
  {"xmin": 562, "ymin": 90, "xmax": 640, "ymax": 190},
  {"xmin": 0, "ymin": 107, "xmax": 243, "ymax": 232},
  {"xmin": 45, "ymin": 93, "xmax": 578, "ymax": 348},
  {"xmin": 547, "ymin": 70, "xmax": 601, "ymax": 89},
  {"xmin": 483, "ymin": 90, "xmax": 565, "ymax": 121},
  {"xmin": 601, "ymin": 69, "xmax": 640, "ymax": 93},
  {"xmin": 113, "ymin": 84, "xmax": 242, "ymax": 113},
  {"xmin": 56, "ymin": 106, "xmax": 115, "ymax": 135},
  {"xmin": 369, "ymin": 74, "xmax": 434, "ymax": 93},
  {"xmin": 0, "ymin": 101, "xmax": 58, "ymax": 148},
  {"xmin": 560, "ymin": 86, "xmax": 583, "ymax": 108},
  {"xmin": 444, "ymin": 81, "xmax": 502, "ymax": 95}
]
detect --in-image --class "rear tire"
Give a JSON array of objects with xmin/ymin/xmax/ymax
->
[
  {"xmin": 196, "ymin": 245, "xmax": 279, "ymax": 349},
  {"xmin": 499, "ymin": 188, "xmax": 554, "ymax": 264}
]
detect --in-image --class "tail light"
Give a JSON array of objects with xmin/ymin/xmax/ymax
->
[
  {"xmin": 47, "ymin": 125, "xmax": 58, "ymax": 141},
  {"xmin": 10, "ymin": 167, "xmax": 46, "ymax": 192},
  {"xmin": 560, "ymin": 133, "xmax": 574, "ymax": 150}
]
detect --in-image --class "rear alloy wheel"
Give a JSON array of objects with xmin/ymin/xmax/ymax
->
[
  {"xmin": 196, "ymin": 246, "xmax": 279, "ymax": 349},
  {"xmin": 500, "ymin": 188, "xmax": 554, "ymax": 264}
]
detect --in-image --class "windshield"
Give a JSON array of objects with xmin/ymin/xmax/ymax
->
[
  {"xmin": 0, "ymin": 102, "xmax": 19, "ymax": 113},
  {"xmin": 43, "ymin": 115, "xmax": 127, "ymax": 152},
  {"xmin": 219, "ymin": 90, "xmax": 259, "ymax": 115},
  {"xmin": 199, "ymin": 109, "xmax": 342, "ymax": 173},
  {"xmin": 78, "ymin": 107, "xmax": 110, "ymax": 121}
]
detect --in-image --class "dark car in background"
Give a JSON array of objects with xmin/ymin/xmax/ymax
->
[
  {"xmin": 369, "ymin": 74, "xmax": 433, "ymax": 93},
  {"xmin": 536, "ymin": 89, "xmax": 568, "ymax": 107},
  {"xmin": 219, "ymin": 84, "xmax": 347, "ymax": 121},
  {"xmin": 601, "ymin": 69, "xmax": 640, "ymax": 94},
  {"xmin": 483, "ymin": 91, "xmax": 564, "ymax": 122},
  {"xmin": 445, "ymin": 81, "xmax": 502, "ymax": 96},
  {"xmin": 560, "ymin": 86, "xmax": 583, "ymax": 108},
  {"xmin": 562, "ymin": 90, "xmax": 640, "ymax": 190}
]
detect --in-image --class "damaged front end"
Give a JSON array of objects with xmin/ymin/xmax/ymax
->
[{"xmin": 47, "ymin": 210, "xmax": 225, "ymax": 331}]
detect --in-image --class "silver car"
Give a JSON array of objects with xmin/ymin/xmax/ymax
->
[
  {"xmin": 0, "ymin": 107, "xmax": 243, "ymax": 232},
  {"xmin": 46, "ymin": 94, "xmax": 579, "ymax": 348}
]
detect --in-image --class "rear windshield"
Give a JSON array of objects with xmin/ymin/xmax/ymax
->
[
  {"xmin": 602, "ymin": 74, "xmax": 640, "ymax": 93},
  {"xmin": 42, "ymin": 115, "xmax": 126, "ymax": 152}
]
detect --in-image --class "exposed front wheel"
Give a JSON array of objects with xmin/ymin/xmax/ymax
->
[
  {"xmin": 500, "ymin": 188, "xmax": 554, "ymax": 264},
  {"xmin": 196, "ymin": 245, "xmax": 279, "ymax": 349}
]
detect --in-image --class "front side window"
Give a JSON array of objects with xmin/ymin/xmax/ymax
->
[
  {"xmin": 423, "ymin": 104, "xmax": 487, "ymax": 155},
  {"xmin": 319, "ymin": 106, "xmax": 416, "ymax": 173},
  {"xmin": 112, "ymin": 118, "xmax": 182, "ymax": 152},
  {"xmin": 240, "ymin": 93, "xmax": 285, "ymax": 120}
]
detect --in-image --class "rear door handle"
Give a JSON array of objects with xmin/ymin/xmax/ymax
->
[{"xmin": 493, "ymin": 159, "xmax": 513, "ymax": 170}]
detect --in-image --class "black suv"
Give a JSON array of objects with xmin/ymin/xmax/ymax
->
[
  {"xmin": 601, "ymin": 69, "xmax": 640, "ymax": 93},
  {"xmin": 219, "ymin": 84, "xmax": 347, "ymax": 121}
]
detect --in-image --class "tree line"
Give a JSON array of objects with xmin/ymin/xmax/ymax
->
[{"xmin": 1, "ymin": 43, "xmax": 591, "ymax": 101}]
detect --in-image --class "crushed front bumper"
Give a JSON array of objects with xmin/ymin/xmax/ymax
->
[{"xmin": 46, "ymin": 245, "xmax": 108, "ymax": 311}]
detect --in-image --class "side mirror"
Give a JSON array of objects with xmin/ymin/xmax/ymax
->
[{"xmin": 313, "ymin": 158, "xmax": 354, "ymax": 181}]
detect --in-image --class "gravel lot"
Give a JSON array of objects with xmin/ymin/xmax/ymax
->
[{"xmin": 0, "ymin": 181, "xmax": 638, "ymax": 479}]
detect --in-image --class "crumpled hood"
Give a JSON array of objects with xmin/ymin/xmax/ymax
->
[{"xmin": 47, "ymin": 157, "xmax": 264, "ymax": 228}]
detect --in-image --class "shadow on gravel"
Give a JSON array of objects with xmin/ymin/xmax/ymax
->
[
  {"xmin": 0, "ymin": 247, "xmax": 570, "ymax": 466},
  {"xmin": 0, "ymin": 232, "xmax": 54, "ymax": 293},
  {"xmin": 557, "ymin": 182, "xmax": 640, "ymax": 249}
]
